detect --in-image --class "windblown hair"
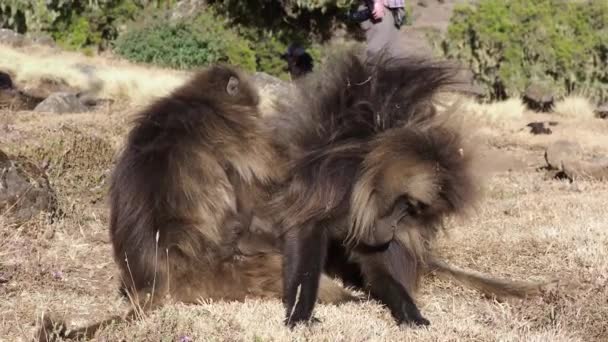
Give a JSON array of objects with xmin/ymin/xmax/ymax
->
[
  {"xmin": 268, "ymin": 47, "xmax": 549, "ymax": 327},
  {"xmin": 268, "ymin": 49, "xmax": 465, "ymax": 234},
  {"xmin": 36, "ymin": 64, "xmax": 356, "ymax": 341}
]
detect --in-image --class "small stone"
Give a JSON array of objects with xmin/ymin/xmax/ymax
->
[
  {"xmin": 34, "ymin": 92, "xmax": 89, "ymax": 114},
  {"xmin": 0, "ymin": 149, "xmax": 58, "ymax": 222},
  {"xmin": 523, "ymin": 83, "xmax": 555, "ymax": 112},
  {"xmin": 0, "ymin": 29, "xmax": 26, "ymax": 47},
  {"xmin": 544, "ymin": 140, "xmax": 583, "ymax": 170}
]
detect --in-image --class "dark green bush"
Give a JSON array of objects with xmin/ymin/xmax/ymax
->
[
  {"xmin": 443, "ymin": 0, "xmax": 608, "ymax": 101},
  {"xmin": 113, "ymin": 10, "xmax": 256, "ymax": 71},
  {"xmin": 113, "ymin": 22, "xmax": 222, "ymax": 69}
]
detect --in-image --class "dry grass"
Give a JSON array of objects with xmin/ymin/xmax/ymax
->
[
  {"xmin": 1, "ymin": 104, "xmax": 607, "ymax": 342},
  {"xmin": 0, "ymin": 44, "xmax": 188, "ymax": 105},
  {"xmin": 1, "ymin": 50, "xmax": 608, "ymax": 341},
  {"xmin": 464, "ymin": 97, "xmax": 527, "ymax": 122},
  {"xmin": 553, "ymin": 95, "xmax": 596, "ymax": 119}
]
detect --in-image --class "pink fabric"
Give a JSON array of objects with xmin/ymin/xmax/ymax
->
[{"xmin": 383, "ymin": 0, "xmax": 405, "ymax": 8}]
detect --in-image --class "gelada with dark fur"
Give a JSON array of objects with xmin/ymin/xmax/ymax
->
[
  {"xmin": 36, "ymin": 64, "xmax": 356, "ymax": 341},
  {"xmin": 267, "ymin": 47, "xmax": 553, "ymax": 328}
]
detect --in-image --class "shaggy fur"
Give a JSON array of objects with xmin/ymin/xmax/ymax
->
[
  {"xmin": 266, "ymin": 47, "xmax": 549, "ymax": 328},
  {"xmin": 36, "ymin": 64, "xmax": 355, "ymax": 341}
]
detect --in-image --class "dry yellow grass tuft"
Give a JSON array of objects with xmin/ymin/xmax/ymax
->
[
  {"xmin": 465, "ymin": 97, "xmax": 527, "ymax": 122},
  {"xmin": 553, "ymin": 95, "xmax": 596, "ymax": 119},
  {"xmin": 0, "ymin": 43, "xmax": 188, "ymax": 105}
]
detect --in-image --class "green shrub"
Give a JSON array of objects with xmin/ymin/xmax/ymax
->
[
  {"xmin": 190, "ymin": 11, "xmax": 256, "ymax": 72},
  {"xmin": 0, "ymin": 0, "xmax": 141, "ymax": 50},
  {"xmin": 443, "ymin": 0, "xmax": 608, "ymax": 101},
  {"xmin": 113, "ymin": 9, "xmax": 256, "ymax": 71},
  {"xmin": 113, "ymin": 22, "xmax": 221, "ymax": 69}
]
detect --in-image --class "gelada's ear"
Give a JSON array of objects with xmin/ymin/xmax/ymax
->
[{"xmin": 226, "ymin": 76, "xmax": 240, "ymax": 96}]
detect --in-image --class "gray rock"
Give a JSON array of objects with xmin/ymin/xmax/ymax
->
[
  {"xmin": 560, "ymin": 159, "xmax": 608, "ymax": 182},
  {"xmin": 0, "ymin": 150, "xmax": 57, "ymax": 222},
  {"xmin": 27, "ymin": 32, "xmax": 56, "ymax": 47},
  {"xmin": 34, "ymin": 92, "xmax": 89, "ymax": 114},
  {"xmin": 0, "ymin": 29, "xmax": 26, "ymax": 47},
  {"xmin": 544, "ymin": 140, "xmax": 583, "ymax": 170},
  {"xmin": 252, "ymin": 72, "xmax": 294, "ymax": 98},
  {"xmin": 523, "ymin": 83, "xmax": 555, "ymax": 112},
  {"xmin": 252, "ymin": 72, "xmax": 287, "ymax": 88},
  {"xmin": 595, "ymin": 102, "xmax": 608, "ymax": 119}
]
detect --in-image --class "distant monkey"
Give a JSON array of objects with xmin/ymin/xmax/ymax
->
[
  {"xmin": 267, "ymin": 48, "xmax": 552, "ymax": 327},
  {"xmin": 36, "ymin": 64, "xmax": 355, "ymax": 341},
  {"xmin": 280, "ymin": 43, "xmax": 314, "ymax": 80}
]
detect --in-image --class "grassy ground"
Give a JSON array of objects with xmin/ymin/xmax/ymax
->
[{"xmin": 1, "ymin": 47, "xmax": 607, "ymax": 341}]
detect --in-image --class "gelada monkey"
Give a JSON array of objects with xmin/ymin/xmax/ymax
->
[
  {"xmin": 266, "ymin": 47, "xmax": 553, "ymax": 328},
  {"xmin": 36, "ymin": 64, "xmax": 355, "ymax": 341}
]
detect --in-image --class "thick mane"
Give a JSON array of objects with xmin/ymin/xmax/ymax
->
[
  {"xmin": 268, "ymin": 47, "xmax": 468, "ymax": 232},
  {"xmin": 269, "ymin": 48, "xmax": 463, "ymax": 153},
  {"xmin": 349, "ymin": 119, "xmax": 479, "ymax": 245}
]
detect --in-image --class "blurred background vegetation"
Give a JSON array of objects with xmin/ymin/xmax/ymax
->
[
  {"xmin": 442, "ymin": 0, "xmax": 608, "ymax": 101},
  {"xmin": 0, "ymin": 0, "xmax": 606, "ymax": 99},
  {"xmin": 0, "ymin": 0, "xmax": 359, "ymax": 79}
]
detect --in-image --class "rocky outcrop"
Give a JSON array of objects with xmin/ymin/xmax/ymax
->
[
  {"xmin": 544, "ymin": 140, "xmax": 583, "ymax": 170},
  {"xmin": 543, "ymin": 140, "xmax": 607, "ymax": 182},
  {"xmin": 0, "ymin": 150, "xmax": 58, "ymax": 222},
  {"xmin": 252, "ymin": 72, "xmax": 295, "ymax": 116},
  {"xmin": 27, "ymin": 32, "xmax": 56, "ymax": 47},
  {"xmin": 0, "ymin": 29, "xmax": 26, "ymax": 47},
  {"xmin": 33, "ymin": 92, "xmax": 89, "ymax": 114},
  {"xmin": 523, "ymin": 83, "xmax": 555, "ymax": 112},
  {"xmin": 560, "ymin": 159, "xmax": 608, "ymax": 182},
  {"xmin": 0, "ymin": 28, "xmax": 57, "ymax": 48}
]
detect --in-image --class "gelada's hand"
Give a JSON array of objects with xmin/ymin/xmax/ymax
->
[{"xmin": 373, "ymin": 1, "xmax": 385, "ymax": 19}]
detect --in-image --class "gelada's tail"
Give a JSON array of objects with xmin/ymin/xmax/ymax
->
[{"xmin": 427, "ymin": 257, "xmax": 557, "ymax": 299}]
